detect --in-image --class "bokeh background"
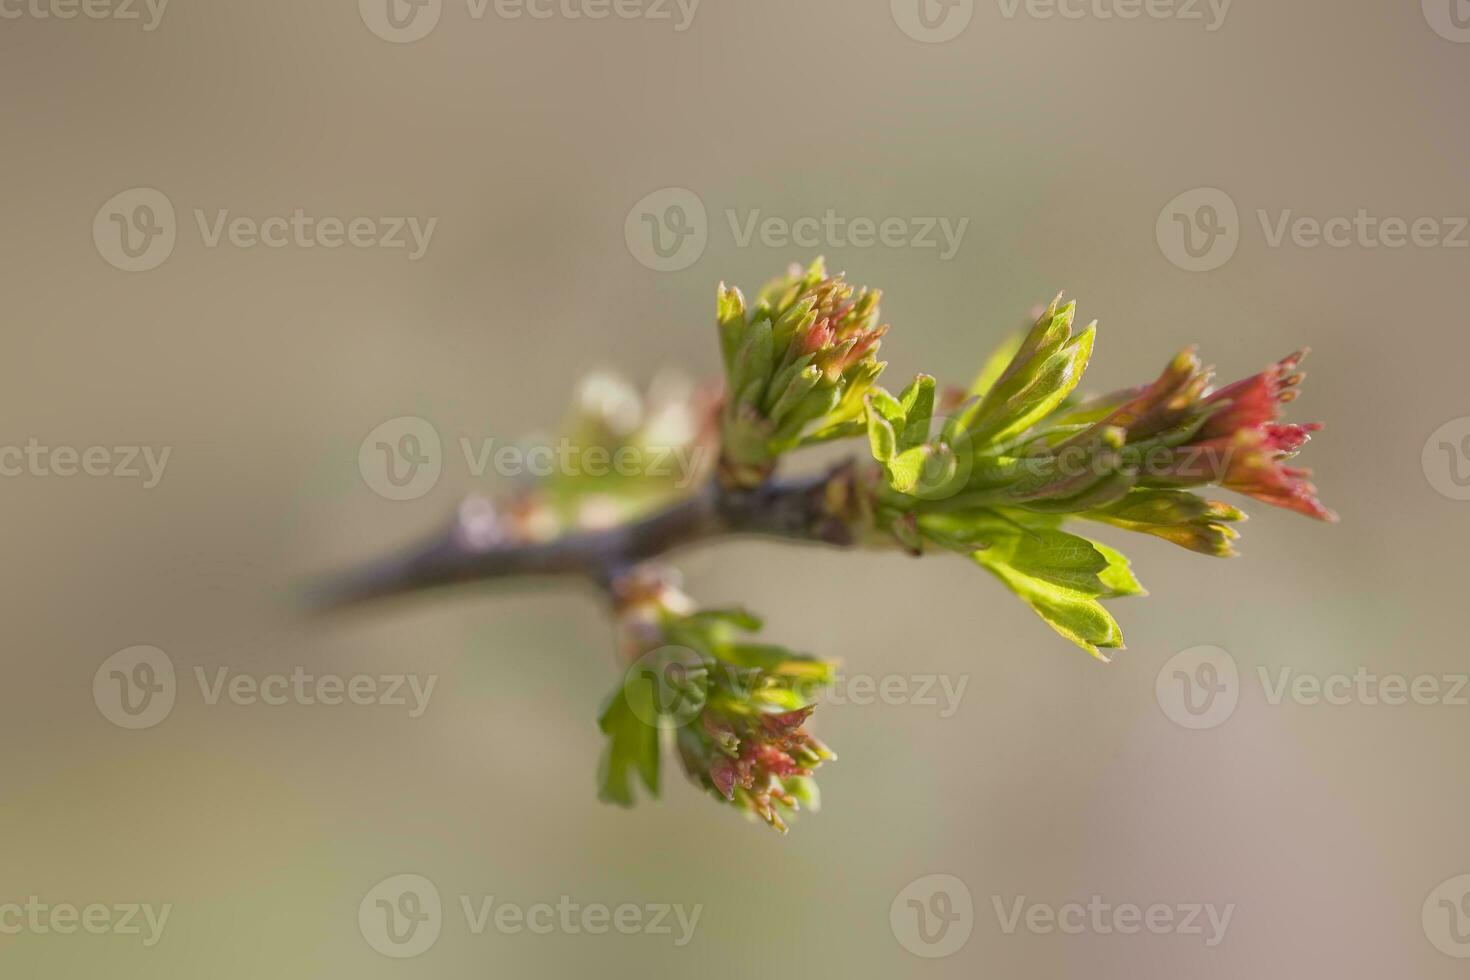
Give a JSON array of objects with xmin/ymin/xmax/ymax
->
[{"xmin": 4, "ymin": 0, "xmax": 1469, "ymax": 975}]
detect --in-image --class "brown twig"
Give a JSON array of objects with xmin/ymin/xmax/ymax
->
[{"xmin": 309, "ymin": 463, "xmax": 859, "ymax": 612}]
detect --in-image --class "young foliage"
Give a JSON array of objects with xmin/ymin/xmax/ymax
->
[
  {"xmin": 339, "ymin": 258, "xmax": 1334, "ymax": 833},
  {"xmin": 849, "ymin": 282, "xmax": 1333, "ymax": 660},
  {"xmin": 595, "ymin": 258, "xmax": 1332, "ymax": 829},
  {"xmin": 716, "ymin": 258, "xmax": 887, "ymax": 486},
  {"xmin": 598, "ymin": 571, "xmax": 835, "ymax": 833}
]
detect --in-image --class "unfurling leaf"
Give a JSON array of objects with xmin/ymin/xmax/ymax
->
[{"xmin": 597, "ymin": 686, "xmax": 660, "ymax": 807}]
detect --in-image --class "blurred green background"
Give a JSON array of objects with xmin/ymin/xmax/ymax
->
[{"xmin": 3, "ymin": 0, "xmax": 1469, "ymax": 976}]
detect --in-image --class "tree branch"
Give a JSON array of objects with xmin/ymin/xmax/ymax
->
[{"xmin": 310, "ymin": 464, "xmax": 858, "ymax": 612}]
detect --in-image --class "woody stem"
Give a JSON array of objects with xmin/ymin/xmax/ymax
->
[{"xmin": 309, "ymin": 463, "xmax": 857, "ymax": 612}]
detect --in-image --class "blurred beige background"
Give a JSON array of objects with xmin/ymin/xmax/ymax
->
[{"xmin": 3, "ymin": 0, "xmax": 1469, "ymax": 976}]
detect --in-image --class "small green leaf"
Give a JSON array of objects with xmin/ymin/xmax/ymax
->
[
  {"xmin": 720, "ymin": 642, "xmax": 829, "ymax": 676},
  {"xmin": 993, "ymin": 527, "xmax": 1114, "ymax": 595},
  {"xmin": 867, "ymin": 388, "xmax": 906, "ymax": 426},
  {"xmin": 896, "ymin": 374, "xmax": 936, "ymax": 451},
  {"xmin": 1090, "ymin": 540, "xmax": 1147, "ymax": 597},
  {"xmin": 763, "ymin": 353, "xmax": 816, "ymax": 414},
  {"xmin": 867, "ymin": 408, "xmax": 897, "ymax": 463},
  {"xmin": 975, "ymin": 551, "xmax": 1125, "ymax": 659},
  {"xmin": 769, "ymin": 365, "xmax": 824, "ymax": 426},
  {"xmin": 1083, "ymin": 488, "xmax": 1245, "ymax": 556},
  {"xmin": 804, "ymin": 359, "xmax": 886, "ymax": 442},
  {"xmin": 767, "ymin": 384, "xmax": 841, "ymax": 453},
  {"xmin": 887, "ymin": 445, "xmax": 934, "ymax": 493},
  {"xmin": 596, "ymin": 687, "xmax": 660, "ymax": 807},
  {"xmin": 970, "ymin": 322, "xmax": 1096, "ymax": 446},
  {"xmin": 771, "ymin": 295, "xmax": 817, "ymax": 356},
  {"xmin": 730, "ymin": 317, "xmax": 775, "ymax": 407},
  {"xmin": 717, "ymin": 283, "xmax": 747, "ymax": 370}
]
